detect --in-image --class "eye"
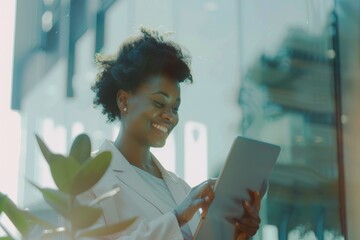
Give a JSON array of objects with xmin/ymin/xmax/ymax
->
[{"xmin": 153, "ymin": 100, "xmax": 165, "ymax": 108}]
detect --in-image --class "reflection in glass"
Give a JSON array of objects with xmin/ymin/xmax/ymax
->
[{"xmin": 238, "ymin": 1, "xmax": 344, "ymax": 239}]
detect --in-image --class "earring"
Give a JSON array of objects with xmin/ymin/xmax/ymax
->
[{"xmin": 123, "ymin": 107, "xmax": 127, "ymax": 112}]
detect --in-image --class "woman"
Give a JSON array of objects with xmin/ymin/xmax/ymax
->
[{"xmin": 89, "ymin": 27, "xmax": 261, "ymax": 239}]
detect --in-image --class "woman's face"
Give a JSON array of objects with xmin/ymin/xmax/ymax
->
[{"xmin": 121, "ymin": 75, "xmax": 181, "ymax": 148}]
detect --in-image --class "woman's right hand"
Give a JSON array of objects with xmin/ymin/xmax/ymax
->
[{"xmin": 173, "ymin": 179, "xmax": 216, "ymax": 226}]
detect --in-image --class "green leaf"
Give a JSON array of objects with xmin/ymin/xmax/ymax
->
[
  {"xmin": 70, "ymin": 151, "xmax": 112, "ymax": 195},
  {"xmin": 70, "ymin": 206, "xmax": 102, "ymax": 230},
  {"xmin": 0, "ymin": 192, "xmax": 6, "ymax": 213},
  {"xmin": 69, "ymin": 134, "xmax": 91, "ymax": 165},
  {"xmin": 20, "ymin": 210, "xmax": 57, "ymax": 229},
  {"xmin": 78, "ymin": 217, "xmax": 137, "ymax": 238},
  {"xmin": 35, "ymin": 134, "xmax": 54, "ymax": 164},
  {"xmin": 3, "ymin": 196, "xmax": 30, "ymax": 236},
  {"xmin": 29, "ymin": 181, "xmax": 73, "ymax": 219},
  {"xmin": 50, "ymin": 155, "xmax": 80, "ymax": 193}
]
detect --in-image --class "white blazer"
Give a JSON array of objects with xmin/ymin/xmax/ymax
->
[{"xmin": 80, "ymin": 140, "xmax": 200, "ymax": 240}]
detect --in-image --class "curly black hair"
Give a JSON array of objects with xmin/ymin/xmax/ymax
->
[{"xmin": 91, "ymin": 27, "xmax": 193, "ymax": 122}]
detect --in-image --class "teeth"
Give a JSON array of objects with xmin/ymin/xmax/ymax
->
[{"xmin": 152, "ymin": 123, "xmax": 168, "ymax": 133}]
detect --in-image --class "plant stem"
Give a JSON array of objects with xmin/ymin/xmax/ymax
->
[{"xmin": 69, "ymin": 195, "xmax": 76, "ymax": 240}]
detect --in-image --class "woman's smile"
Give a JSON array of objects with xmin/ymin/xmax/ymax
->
[{"xmin": 152, "ymin": 123, "xmax": 170, "ymax": 134}]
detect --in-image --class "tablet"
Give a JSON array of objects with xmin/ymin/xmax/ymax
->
[{"xmin": 193, "ymin": 136, "xmax": 281, "ymax": 240}]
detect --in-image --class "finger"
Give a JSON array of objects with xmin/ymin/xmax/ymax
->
[
  {"xmin": 194, "ymin": 189, "xmax": 215, "ymax": 218},
  {"xmin": 192, "ymin": 198, "xmax": 206, "ymax": 209},
  {"xmin": 193, "ymin": 179, "xmax": 215, "ymax": 197},
  {"xmin": 253, "ymin": 191, "xmax": 261, "ymax": 211},
  {"xmin": 248, "ymin": 190, "xmax": 261, "ymax": 211},
  {"xmin": 195, "ymin": 186, "xmax": 215, "ymax": 206},
  {"xmin": 237, "ymin": 216, "xmax": 260, "ymax": 227},
  {"xmin": 237, "ymin": 229, "xmax": 258, "ymax": 238},
  {"xmin": 202, "ymin": 179, "xmax": 216, "ymax": 196},
  {"xmin": 193, "ymin": 193, "xmax": 214, "ymax": 211},
  {"xmin": 207, "ymin": 178, "xmax": 217, "ymax": 189},
  {"xmin": 233, "ymin": 215, "xmax": 260, "ymax": 228},
  {"xmin": 199, "ymin": 197, "xmax": 213, "ymax": 218},
  {"xmin": 201, "ymin": 186, "xmax": 215, "ymax": 201},
  {"xmin": 243, "ymin": 201, "xmax": 260, "ymax": 222},
  {"xmin": 203, "ymin": 189, "xmax": 216, "ymax": 206},
  {"xmin": 235, "ymin": 224, "xmax": 258, "ymax": 237},
  {"xmin": 190, "ymin": 185, "xmax": 208, "ymax": 200}
]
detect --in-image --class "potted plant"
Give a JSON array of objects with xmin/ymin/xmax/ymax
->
[{"xmin": 0, "ymin": 133, "xmax": 136, "ymax": 239}]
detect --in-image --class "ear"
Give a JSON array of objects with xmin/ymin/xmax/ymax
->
[{"xmin": 116, "ymin": 90, "xmax": 130, "ymax": 114}]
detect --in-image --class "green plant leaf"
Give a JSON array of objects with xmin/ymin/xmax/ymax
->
[
  {"xmin": 20, "ymin": 210, "xmax": 57, "ymax": 229},
  {"xmin": 0, "ymin": 192, "xmax": 6, "ymax": 213},
  {"xmin": 78, "ymin": 217, "xmax": 137, "ymax": 238},
  {"xmin": 70, "ymin": 151, "xmax": 112, "ymax": 195},
  {"xmin": 3, "ymin": 196, "xmax": 30, "ymax": 236},
  {"xmin": 29, "ymin": 181, "xmax": 73, "ymax": 219},
  {"xmin": 69, "ymin": 134, "xmax": 91, "ymax": 165},
  {"xmin": 70, "ymin": 206, "xmax": 102, "ymax": 230},
  {"xmin": 35, "ymin": 134, "xmax": 54, "ymax": 164},
  {"xmin": 49, "ymin": 155, "xmax": 80, "ymax": 193}
]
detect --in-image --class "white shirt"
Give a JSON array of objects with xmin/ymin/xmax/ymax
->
[
  {"xmin": 79, "ymin": 140, "xmax": 201, "ymax": 239},
  {"xmin": 133, "ymin": 166, "xmax": 193, "ymax": 240}
]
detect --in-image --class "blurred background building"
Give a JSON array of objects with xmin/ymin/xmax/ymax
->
[{"xmin": 1, "ymin": 0, "xmax": 359, "ymax": 239}]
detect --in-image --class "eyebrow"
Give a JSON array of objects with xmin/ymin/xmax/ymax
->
[{"xmin": 151, "ymin": 91, "xmax": 181, "ymax": 102}]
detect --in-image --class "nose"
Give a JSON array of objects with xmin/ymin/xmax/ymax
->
[{"xmin": 161, "ymin": 109, "xmax": 178, "ymax": 124}]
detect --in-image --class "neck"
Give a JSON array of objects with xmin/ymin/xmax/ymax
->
[
  {"xmin": 114, "ymin": 129, "xmax": 163, "ymax": 179},
  {"xmin": 114, "ymin": 129, "xmax": 153, "ymax": 170}
]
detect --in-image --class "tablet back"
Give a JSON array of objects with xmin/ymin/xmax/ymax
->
[{"xmin": 193, "ymin": 136, "xmax": 281, "ymax": 240}]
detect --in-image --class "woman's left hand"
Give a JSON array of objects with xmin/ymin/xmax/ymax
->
[{"xmin": 233, "ymin": 190, "xmax": 261, "ymax": 240}]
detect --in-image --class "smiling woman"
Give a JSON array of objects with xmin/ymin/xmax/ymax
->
[
  {"xmin": 86, "ymin": 27, "xmax": 261, "ymax": 239},
  {"xmin": 116, "ymin": 75, "xmax": 181, "ymax": 149}
]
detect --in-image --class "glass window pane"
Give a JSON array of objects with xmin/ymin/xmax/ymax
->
[{"xmin": 238, "ymin": 1, "xmax": 344, "ymax": 239}]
